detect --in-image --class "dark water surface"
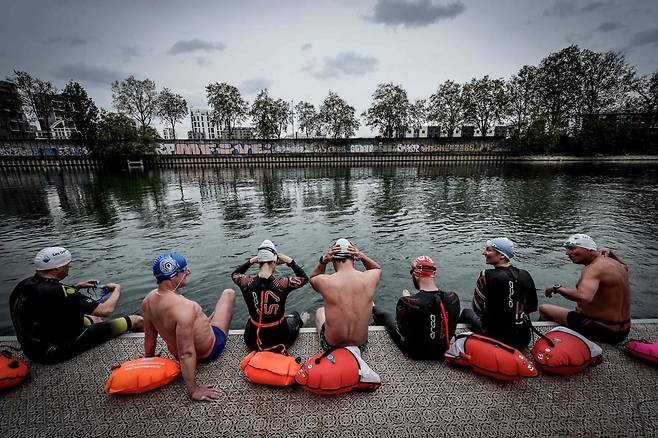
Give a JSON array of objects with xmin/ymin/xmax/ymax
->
[{"xmin": 1, "ymin": 163, "xmax": 657, "ymax": 335}]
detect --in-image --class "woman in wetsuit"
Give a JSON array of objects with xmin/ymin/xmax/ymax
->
[{"xmin": 231, "ymin": 240, "xmax": 308, "ymax": 353}]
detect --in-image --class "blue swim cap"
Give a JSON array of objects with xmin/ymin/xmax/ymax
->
[{"xmin": 153, "ymin": 253, "xmax": 188, "ymax": 283}]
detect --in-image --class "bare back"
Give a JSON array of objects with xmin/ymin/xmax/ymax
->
[
  {"xmin": 141, "ymin": 290, "xmax": 215, "ymax": 358},
  {"xmin": 312, "ymin": 268, "xmax": 379, "ymax": 346},
  {"xmin": 577, "ymin": 256, "xmax": 631, "ymax": 328}
]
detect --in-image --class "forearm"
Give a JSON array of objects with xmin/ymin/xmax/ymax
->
[
  {"xmin": 144, "ymin": 333, "xmax": 157, "ymax": 357},
  {"xmin": 232, "ymin": 260, "xmax": 253, "ymax": 276},
  {"xmin": 179, "ymin": 354, "xmax": 199, "ymax": 395},
  {"xmin": 91, "ymin": 290, "xmax": 120, "ymax": 316},
  {"xmin": 287, "ymin": 259, "xmax": 308, "ymax": 280},
  {"xmin": 309, "ymin": 259, "xmax": 328, "ymax": 278},
  {"xmin": 359, "ymin": 253, "xmax": 381, "ymax": 271}
]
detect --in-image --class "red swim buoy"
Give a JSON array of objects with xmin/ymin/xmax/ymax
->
[
  {"xmin": 531, "ymin": 327, "xmax": 603, "ymax": 375},
  {"xmin": 0, "ymin": 350, "xmax": 29, "ymax": 390}
]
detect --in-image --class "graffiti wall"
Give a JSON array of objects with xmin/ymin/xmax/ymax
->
[{"xmin": 0, "ymin": 139, "xmax": 506, "ymax": 157}]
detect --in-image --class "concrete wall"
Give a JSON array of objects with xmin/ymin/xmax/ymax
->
[{"xmin": 0, "ymin": 138, "xmax": 507, "ymax": 158}]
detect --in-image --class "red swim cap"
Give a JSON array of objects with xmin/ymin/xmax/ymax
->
[{"xmin": 411, "ymin": 256, "xmax": 436, "ymax": 278}]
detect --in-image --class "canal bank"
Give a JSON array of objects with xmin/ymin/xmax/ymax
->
[
  {"xmin": 2, "ymin": 153, "xmax": 658, "ymax": 168},
  {"xmin": 1, "ymin": 322, "xmax": 657, "ymax": 437}
]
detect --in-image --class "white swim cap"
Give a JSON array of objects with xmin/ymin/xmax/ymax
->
[
  {"xmin": 563, "ymin": 234, "xmax": 597, "ymax": 251},
  {"xmin": 257, "ymin": 240, "xmax": 278, "ymax": 263},
  {"xmin": 333, "ymin": 238, "xmax": 352, "ymax": 259},
  {"xmin": 34, "ymin": 247, "xmax": 72, "ymax": 270}
]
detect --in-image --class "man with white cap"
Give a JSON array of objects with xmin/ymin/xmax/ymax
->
[
  {"xmin": 539, "ymin": 234, "xmax": 631, "ymax": 343},
  {"xmin": 310, "ymin": 238, "xmax": 382, "ymax": 351},
  {"xmin": 459, "ymin": 237, "xmax": 538, "ymax": 350},
  {"xmin": 373, "ymin": 255, "xmax": 460, "ymax": 360},
  {"xmin": 9, "ymin": 247, "xmax": 143, "ymax": 364},
  {"xmin": 231, "ymin": 239, "xmax": 309, "ymax": 352}
]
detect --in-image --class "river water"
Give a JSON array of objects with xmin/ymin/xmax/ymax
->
[{"xmin": 1, "ymin": 162, "xmax": 657, "ymax": 335}]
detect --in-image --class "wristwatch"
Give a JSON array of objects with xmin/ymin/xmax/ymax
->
[
  {"xmin": 319, "ymin": 255, "xmax": 328, "ymax": 265},
  {"xmin": 552, "ymin": 284, "xmax": 563, "ymax": 294}
]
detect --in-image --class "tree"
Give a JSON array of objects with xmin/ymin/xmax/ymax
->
[
  {"xmin": 111, "ymin": 75, "xmax": 158, "ymax": 133},
  {"xmin": 535, "ymin": 45, "xmax": 583, "ymax": 135},
  {"xmin": 408, "ymin": 99, "xmax": 427, "ymax": 131},
  {"xmin": 250, "ymin": 89, "xmax": 291, "ymax": 139},
  {"xmin": 156, "ymin": 88, "xmax": 188, "ymax": 139},
  {"xmin": 506, "ymin": 65, "xmax": 540, "ymax": 133},
  {"xmin": 205, "ymin": 82, "xmax": 248, "ymax": 139},
  {"xmin": 362, "ymin": 83, "xmax": 410, "ymax": 138},
  {"xmin": 462, "ymin": 75, "xmax": 508, "ymax": 136},
  {"xmin": 12, "ymin": 70, "xmax": 58, "ymax": 138},
  {"xmin": 95, "ymin": 110, "xmax": 157, "ymax": 155},
  {"xmin": 318, "ymin": 91, "xmax": 360, "ymax": 139},
  {"xmin": 580, "ymin": 49, "xmax": 635, "ymax": 115},
  {"xmin": 61, "ymin": 81, "xmax": 99, "ymax": 142},
  {"xmin": 427, "ymin": 80, "xmax": 464, "ymax": 136},
  {"xmin": 631, "ymin": 70, "xmax": 658, "ymax": 129},
  {"xmin": 295, "ymin": 101, "xmax": 320, "ymax": 137}
]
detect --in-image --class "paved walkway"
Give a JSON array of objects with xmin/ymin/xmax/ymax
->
[{"xmin": 1, "ymin": 322, "xmax": 657, "ymax": 438}]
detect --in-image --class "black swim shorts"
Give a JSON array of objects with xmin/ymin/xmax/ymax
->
[{"xmin": 567, "ymin": 311, "xmax": 630, "ymax": 344}]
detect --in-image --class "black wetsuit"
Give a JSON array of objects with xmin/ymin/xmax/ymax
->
[
  {"xmin": 9, "ymin": 274, "xmax": 132, "ymax": 364},
  {"xmin": 460, "ymin": 266, "xmax": 538, "ymax": 350},
  {"xmin": 231, "ymin": 260, "xmax": 308, "ymax": 352},
  {"xmin": 373, "ymin": 290, "xmax": 460, "ymax": 360}
]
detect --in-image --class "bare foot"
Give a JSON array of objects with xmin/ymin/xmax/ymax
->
[
  {"xmin": 129, "ymin": 315, "xmax": 144, "ymax": 332},
  {"xmin": 300, "ymin": 312, "xmax": 310, "ymax": 324}
]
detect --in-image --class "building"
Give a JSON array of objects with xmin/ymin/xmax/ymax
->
[
  {"xmin": 33, "ymin": 94, "xmax": 77, "ymax": 140},
  {"xmin": 0, "ymin": 80, "xmax": 35, "ymax": 140},
  {"xmin": 163, "ymin": 127, "xmax": 175, "ymax": 139},
  {"xmin": 189, "ymin": 108, "xmax": 219, "ymax": 139}
]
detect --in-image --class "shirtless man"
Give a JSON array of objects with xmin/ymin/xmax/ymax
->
[
  {"xmin": 310, "ymin": 239, "xmax": 381, "ymax": 351},
  {"xmin": 539, "ymin": 234, "xmax": 631, "ymax": 344},
  {"xmin": 141, "ymin": 252, "xmax": 235, "ymax": 401}
]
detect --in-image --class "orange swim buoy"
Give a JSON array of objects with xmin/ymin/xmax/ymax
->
[
  {"xmin": 531, "ymin": 326, "xmax": 603, "ymax": 375},
  {"xmin": 240, "ymin": 351, "xmax": 301, "ymax": 387},
  {"xmin": 105, "ymin": 357, "xmax": 180, "ymax": 395},
  {"xmin": 296, "ymin": 347, "xmax": 381, "ymax": 395},
  {"xmin": 444, "ymin": 333, "xmax": 538, "ymax": 381},
  {"xmin": 0, "ymin": 350, "xmax": 29, "ymax": 390}
]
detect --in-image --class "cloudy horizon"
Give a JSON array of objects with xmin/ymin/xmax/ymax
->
[{"xmin": 2, "ymin": 0, "xmax": 657, "ymax": 137}]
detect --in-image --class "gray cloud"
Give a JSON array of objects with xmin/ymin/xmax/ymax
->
[
  {"xmin": 120, "ymin": 46, "xmax": 141, "ymax": 63},
  {"xmin": 368, "ymin": 0, "xmax": 466, "ymax": 27},
  {"xmin": 44, "ymin": 36, "xmax": 89, "ymax": 47},
  {"xmin": 240, "ymin": 77, "xmax": 273, "ymax": 94},
  {"xmin": 626, "ymin": 28, "xmax": 658, "ymax": 50},
  {"xmin": 543, "ymin": 1, "xmax": 576, "ymax": 17},
  {"xmin": 167, "ymin": 39, "xmax": 226, "ymax": 55},
  {"xmin": 51, "ymin": 62, "xmax": 124, "ymax": 86},
  {"xmin": 580, "ymin": 1, "xmax": 608, "ymax": 13},
  {"xmin": 302, "ymin": 52, "xmax": 379, "ymax": 79},
  {"xmin": 196, "ymin": 57, "xmax": 208, "ymax": 66},
  {"xmin": 301, "ymin": 43, "xmax": 312, "ymax": 51},
  {"xmin": 595, "ymin": 21, "xmax": 625, "ymax": 32}
]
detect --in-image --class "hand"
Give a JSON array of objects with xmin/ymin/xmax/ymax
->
[
  {"xmin": 402, "ymin": 289, "xmax": 411, "ymax": 297},
  {"xmin": 544, "ymin": 285, "xmax": 560, "ymax": 298},
  {"xmin": 277, "ymin": 253, "xmax": 292, "ymax": 264},
  {"xmin": 598, "ymin": 248, "xmax": 611, "ymax": 257},
  {"xmin": 190, "ymin": 384, "xmax": 222, "ymax": 401},
  {"xmin": 249, "ymin": 256, "xmax": 259, "ymax": 264},
  {"xmin": 105, "ymin": 282, "xmax": 120, "ymax": 292},
  {"xmin": 348, "ymin": 244, "xmax": 362, "ymax": 261},
  {"xmin": 75, "ymin": 279, "xmax": 100, "ymax": 289},
  {"xmin": 321, "ymin": 244, "xmax": 340, "ymax": 263}
]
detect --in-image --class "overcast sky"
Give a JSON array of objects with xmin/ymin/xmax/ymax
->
[{"xmin": 2, "ymin": 0, "xmax": 657, "ymax": 137}]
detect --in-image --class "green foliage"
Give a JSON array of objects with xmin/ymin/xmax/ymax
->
[
  {"xmin": 93, "ymin": 110, "xmax": 157, "ymax": 156},
  {"xmin": 462, "ymin": 75, "xmax": 507, "ymax": 136},
  {"xmin": 62, "ymin": 81, "xmax": 99, "ymax": 142},
  {"xmin": 205, "ymin": 82, "xmax": 248, "ymax": 139},
  {"xmin": 428, "ymin": 80, "xmax": 463, "ymax": 136},
  {"xmin": 250, "ymin": 89, "xmax": 290, "ymax": 139},
  {"xmin": 319, "ymin": 91, "xmax": 360, "ymax": 139},
  {"xmin": 363, "ymin": 83, "xmax": 410, "ymax": 138},
  {"xmin": 156, "ymin": 87, "xmax": 188, "ymax": 139},
  {"xmin": 111, "ymin": 75, "xmax": 158, "ymax": 133},
  {"xmin": 295, "ymin": 101, "xmax": 320, "ymax": 137}
]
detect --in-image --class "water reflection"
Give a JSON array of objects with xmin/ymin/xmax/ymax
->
[{"xmin": 1, "ymin": 163, "xmax": 657, "ymax": 334}]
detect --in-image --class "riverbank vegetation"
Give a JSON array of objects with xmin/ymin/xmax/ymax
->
[{"xmin": 5, "ymin": 45, "xmax": 657, "ymax": 156}]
